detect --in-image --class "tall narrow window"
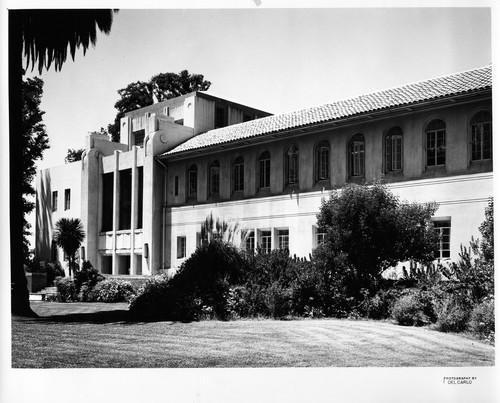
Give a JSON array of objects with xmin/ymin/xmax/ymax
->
[
  {"xmin": 174, "ymin": 175, "xmax": 179, "ymax": 196},
  {"xmin": 471, "ymin": 111, "xmax": 492, "ymax": 161},
  {"xmin": 258, "ymin": 151, "xmax": 271, "ymax": 189},
  {"xmin": 52, "ymin": 191, "xmax": 58, "ymax": 212},
  {"xmin": 187, "ymin": 165, "xmax": 198, "ymax": 199},
  {"xmin": 119, "ymin": 169, "xmax": 132, "ymax": 230},
  {"xmin": 285, "ymin": 145, "xmax": 299, "ymax": 186},
  {"xmin": 315, "ymin": 140, "xmax": 330, "ymax": 182},
  {"xmin": 136, "ymin": 167, "xmax": 143, "ymax": 229},
  {"xmin": 260, "ymin": 230, "xmax": 272, "ymax": 254},
  {"xmin": 385, "ymin": 126, "xmax": 403, "ymax": 172},
  {"xmin": 177, "ymin": 236, "xmax": 186, "ymax": 259},
  {"xmin": 215, "ymin": 105, "xmax": 227, "ymax": 128},
  {"xmin": 64, "ymin": 189, "xmax": 71, "ymax": 210},
  {"xmin": 209, "ymin": 160, "xmax": 220, "ymax": 197},
  {"xmin": 245, "ymin": 231, "xmax": 255, "ymax": 253},
  {"xmin": 102, "ymin": 173, "xmax": 114, "ymax": 232},
  {"xmin": 433, "ymin": 219, "xmax": 451, "ymax": 259},
  {"xmin": 349, "ymin": 134, "xmax": 365, "ymax": 177},
  {"xmin": 426, "ymin": 119, "xmax": 446, "ymax": 167},
  {"xmin": 233, "ymin": 156, "xmax": 244, "ymax": 192},
  {"xmin": 277, "ymin": 229, "xmax": 289, "ymax": 250}
]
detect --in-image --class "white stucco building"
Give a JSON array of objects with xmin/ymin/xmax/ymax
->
[{"xmin": 35, "ymin": 65, "xmax": 493, "ymax": 277}]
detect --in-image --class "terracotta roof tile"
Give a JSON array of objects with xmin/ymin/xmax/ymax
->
[{"xmin": 163, "ymin": 65, "xmax": 491, "ymax": 156}]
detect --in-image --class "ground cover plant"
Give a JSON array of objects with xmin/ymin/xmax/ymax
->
[{"xmin": 12, "ymin": 302, "xmax": 494, "ymax": 368}]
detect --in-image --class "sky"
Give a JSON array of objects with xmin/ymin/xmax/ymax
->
[{"xmin": 21, "ymin": 6, "xmax": 493, "ymax": 171}]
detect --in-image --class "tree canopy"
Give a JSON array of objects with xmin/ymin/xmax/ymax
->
[
  {"xmin": 108, "ymin": 70, "xmax": 212, "ymax": 142},
  {"xmin": 316, "ymin": 182, "xmax": 439, "ymax": 290},
  {"xmin": 21, "ymin": 76, "xmax": 50, "ymax": 257},
  {"xmin": 54, "ymin": 218, "xmax": 85, "ymax": 277}
]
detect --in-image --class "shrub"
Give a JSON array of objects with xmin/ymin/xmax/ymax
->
[
  {"xmin": 468, "ymin": 298, "xmax": 495, "ymax": 341},
  {"xmin": 434, "ymin": 296, "xmax": 470, "ymax": 332},
  {"xmin": 74, "ymin": 260, "xmax": 104, "ymax": 291},
  {"xmin": 87, "ymin": 279, "xmax": 136, "ymax": 302},
  {"xmin": 55, "ymin": 277, "xmax": 77, "ymax": 302},
  {"xmin": 129, "ymin": 275, "xmax": 172, "ymax": 320},
  {"xmin": 43, "ymin": 262, "xmax": 65, "ymax": 286},
  {"xmin": 391, "ymin": 290, "xmax": 430, "ymax": 326}
]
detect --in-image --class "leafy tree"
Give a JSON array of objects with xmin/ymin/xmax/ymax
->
[
  {"xmin": 108, "ymin": 70, "xmax": 212, "ymax": 142},
  {"xmin": 21, "ymin": 77, "xmax": 50, "ymax": 257},
  {"xmin": 10, "ymin": 9, "xmax": 116, "ymax": 316},
  {"xmin": 53, "ymin": 218, "xmax": 85, "ymax": 278},
  {"xmin": 65, "ymin": 148, "xmax": 84, "ymax": 163},
  {"xmin": 316, "ymin": 182, "xmax": 438, "ymax": 292}
]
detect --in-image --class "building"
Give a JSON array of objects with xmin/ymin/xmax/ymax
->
[{"xmin": 35, "ymin": 65, "xmax": 493, "ymax": 277}]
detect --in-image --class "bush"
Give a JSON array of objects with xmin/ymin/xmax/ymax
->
[
  {"xmin": 391, "ymin": 290, "xmax": 430, "ymax": 326},
  {"xmin": 74, "ymin": 260, "xmax": 104, "ymax": 291},
  {"xmin": 434, "ymin": 296, "xmax": 470, "ymax": 332},
  {"xmin": 55, "ymin": 277, "xmax": 77, "ymax": 302},
  {"xmin": 129, "ymin": 275, "xmax": 172, "ymax": 320},
  {"xmin": 86, "ymin": 279, "xmax": 136, "ymax": 302},
  {"xmin": 468, "ymin": 298, "xmax": 495, "ymax": 341}
]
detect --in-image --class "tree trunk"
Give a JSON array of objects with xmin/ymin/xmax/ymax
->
[{"xmin": 10, "ymin": 11, "xmax": 38, "ymax": 317}]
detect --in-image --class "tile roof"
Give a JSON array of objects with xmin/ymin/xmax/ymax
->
[{"xmin": 163, "ymin": 65, "xmax": 491, "ymax": 157}]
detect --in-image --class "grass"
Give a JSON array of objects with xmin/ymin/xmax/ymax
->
[{"xmin": 11, "ymin": 302, "xmax": 494, "ymax": 368}]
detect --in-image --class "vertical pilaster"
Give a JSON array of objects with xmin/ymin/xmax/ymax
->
[
  {"xmin": 130, "ymin": 146, "xmax": 137, "ymax": 275},
  {"xmin": 112, "ymin": 150, "xmax": 120, "ymax": 275}
]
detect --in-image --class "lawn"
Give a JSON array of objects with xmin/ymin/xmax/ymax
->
[{"xmin": 11, "ymin": 302, "xmax": 494, "ymax": 368}]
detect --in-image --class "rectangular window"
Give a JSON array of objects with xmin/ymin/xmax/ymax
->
[
  {"xmin": 433, "ymin": 219, "xmax": 451, "ymax": 259},
  {"xmin": 64, "ymin": 189, "xmax": 71, "ymax": 210},
  {"xmin": 277, "ymin": 229, "xmax": 289, "ymax": 250},
  {"xmin": 259, "ymin": 158, "xmax": 270, "ymax": 188},
  {"xmin": 102, "ymin": 173, "xmax": 114, "ymax": 232},
  {"xmin": 52, "ymin": 191, "xmax": 58, "ymax": 212},
  {"xmin": 134, "ymin": 129, "xmax": 145, "ymax": 147},
  {"xmin": 260, "ymin": 230, "xmax": 272, "ymax": 254},
  {"xmin": 472, "ymin": 121, "xmax": 492, "ymax": 161},
  {"xmin": 386, "ymin": 135, "xmax": 403, "ymax": 171},
  {"xmin": 119, "ymin": 169, "xmax": 132, "ymax": 230},
  {"xmin": 215, "ymin": 105, "xmax": 227, "ymax": 129},
  {"xmin": 177, "ymin": 236, "xmax": 187, "ymax": 259},
  {"xmin": 188, "ymin": 170, "xmax": 197, "ymax": 198},
  {"xmin": 316, "ymin": 231, "xmax": 326, "ymax": 247},
  {"xmin": 427, "ymin": 129, "xmax": 446, "ymax": 167},
  {"xmin": 233, "ymin": 162, "xmax": 244, "ymax": 192},
  {"xmin": 318, "ymin": 147, "xmax": 329, "ymax": 180},
  {"xmin": 352, "ymin": 141, "xmax": 364, "ymax": 176},
  {"xmin": 245, "ymin": 231, "xmax": 255, "ymax": 253},
  {"xmin": 174, "ymin": 176, "xmax": 179, "ymax": 196}
]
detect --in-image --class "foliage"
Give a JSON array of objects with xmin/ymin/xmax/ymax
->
[
  {"xmin": 391, "ymin": 290, "xmax": 431, "ymax": 326},
  {"xmin": 108, "ymin": 70, "xmax": 211, "ymax": 141},
  {"xmin": 21, "ymin": 9, "xmax": 116, "ymax": 74},
  {"xmin": 65, "ymin": 148, "xmax": 84, "ymax": 163},
  {"xmin": 74, "ymin": 260, "xmax": 104, "ymax": 291},
  {"xmin": 55, "ymin": 277, "xmax": 77, "ymax": 302},
  {"xmin": 21, "ymin": 76, "xmax": 50, "ymax": 262},
  {"xmin": 468, "ymin": 298, "xmax": 495, "ymax": 342},
  {"xmin": 53, "ymin": 218, "xmax": 85, "ymax": 277},
  {"xmin": 128, "ymin": 275, "xmax": 172, "ymax": 319},
  {"xmin": 200, "ymin": 213, "xmax": 242, "ymax": 245},
  {"xmin": 86, "ymin": 279, "xmax": 135, "ymax": 303},
  {"xmin": 433, "ymin": 295, "xmax": 470, "ymax": 333},
  {"xmin": 317, "ymin": 182, "xmax": 438, "ymax": 293}
]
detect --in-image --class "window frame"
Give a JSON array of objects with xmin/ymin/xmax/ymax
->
[
  {"xmin": 187, "ymin": 165, "xmax": 198, "ymax": 199},
  {"xmin": 284, "ymin": 144, "xmax": 299, "ymax": 187},
  {"xmin": 233, "ymin": 155, "xmax": 245, "ymax": 193},
  {"xmin": 176, "ymin": 236, "xmax": 187, "ymax": 259},
  {"xmin": 425, "ymin": 119, "xmax": 446, "ymax": 168},
  {"xmin": 433, "ymin": 218, "xmax": 451, "ymax": 260},
  {"xmin": 258, "ymin": 151, "xmax": 271, "ymax": 190},
  {"xmin": 277, "ymin": 229, "xmax": 289, "ymax": 251},
  {"xmin": 245, "ymin": 231, "xmax": 255, "ymax": 253},
  {"xmin": 315, "ymin": 140, "xmax": 330, "ymax": 182},
  {"xmin": 385, "ymin": 126, "xmax": 403, "ymax": 172},
  {"xmin": 208, "ymin": 160, "xmax": 220, "ymax": 197},
  {"xmin": 64, "ymin": 189, "xmax": 71, "ymax": 211},
  {"xmin": 52, "ymin": 191, "xmax": 58, "ymax": 212},
  {"xmin": 471, "ymin": 111, "xmax": 492, "ymax": 162},
  {"xmin": 349, "ymin": 133, "xmax": 365, "ymax": 178},
  {"xmin": 259, "ymin": 230, "xmax": 272, "ymax": 254}
]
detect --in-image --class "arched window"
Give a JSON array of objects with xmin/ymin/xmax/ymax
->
[
  {"xmin": 285, "ymin": 145, "xmax": 299, "ymax": 186},
  {"xmin": 208, "ymin": 160, "xmax": 220, "ymax": 197},
  {"xmin": 315, "ymin": 140, "xmax": 330, "ymax": 182},
  {"xmin": 187, "ymin": 164, "xmax": 197, "ymax": 198},
  {"xmin": 233, "ymin": 156, "xmax": 244, "ymax": 192},
  {"xmin": 426, "ymin": 119, "xmax": 446, "ymax": 167},
  {"xmin": 471, "ymin": 111, "xmax": 492, "ymax": 161},
  {"xmin": 258, "ymin": 151, "xmax": 271, "ymax": 189},
  {"xmin": 385, "ymin": 126, "xmax": 403, "ymax": 172},
  {"xmin": 349, "ymin": 134, "xmax": 365, "ymax": 177}
]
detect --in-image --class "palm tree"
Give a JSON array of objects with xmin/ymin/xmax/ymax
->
[
  {"xmin": 53, "ymin": 218, "xmax": 85, "ymax": 278},
  {"xmin": 9, "ymin": 10, "xmax": 116, "ymax": 316}
]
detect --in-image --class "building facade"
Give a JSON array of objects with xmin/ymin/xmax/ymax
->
[{"xmin": 35, "ymin": 66, "xmax": 493, "ymax": 277}]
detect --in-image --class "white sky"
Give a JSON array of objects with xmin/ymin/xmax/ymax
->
[{"xmin": 22, "ymin": 6, "xmax": 492, "ymax": 170}]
